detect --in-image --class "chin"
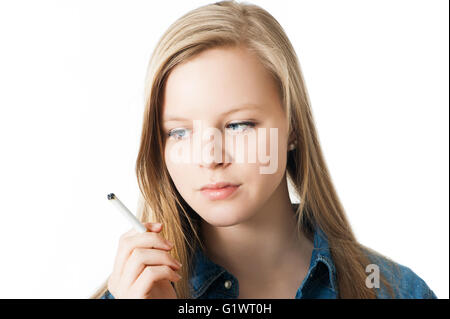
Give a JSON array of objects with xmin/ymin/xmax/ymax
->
[
  {"xmin": 201, "ymin": 216, "xmax": 243, "ymax": 228},
  {"xmin": 198, "ymin": 205, "xmax": 254, "ymax": 227}
]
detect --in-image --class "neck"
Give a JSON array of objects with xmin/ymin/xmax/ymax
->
[{"xmin": 200, "ymin": 175, "xmax": 311, "ymax": 280}]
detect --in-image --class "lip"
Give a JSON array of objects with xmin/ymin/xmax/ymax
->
[
  {"xmin": 200, "ymin": 183, "xmax": 241, "ymax": 201},
  {"xmin": 200, "ymin": 182, "xmax": 240, "ymax": 190}
]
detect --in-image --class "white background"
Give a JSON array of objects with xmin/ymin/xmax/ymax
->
[{"xmin": 0, "ymin": 0, "xmax": 448, "ymax": 298}]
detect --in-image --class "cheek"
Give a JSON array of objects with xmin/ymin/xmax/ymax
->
[
  {"xmin": 164, "ymin": 144, "xmax": 193, "ymax": 192},
  {"xmin": 253, "ymin": 124, "xmax": 288, "ymax": 175},
  {"xmin": 235, "ymin": 127, "xmax": 287, "ymax": 196},
  {"xmin": 256, "ymin": 124, "xmax": 288, "ymax": 189}
]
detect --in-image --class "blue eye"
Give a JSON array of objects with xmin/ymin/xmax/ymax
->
[
  {"xmin": 226, "ymin": 121, "xmax": 256, "ymax": 133},
  {"xmin": 167, "ymin": 121, "xmax": 256, "ymax": 140},
  {"xmin": 167, "ymin": 128, "xmax": 192, "ymax": 140}
]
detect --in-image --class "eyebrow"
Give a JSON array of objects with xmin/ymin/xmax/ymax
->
[{"xmin": 163, "ymin": 104, "xmax": 262, "ymax": 122}]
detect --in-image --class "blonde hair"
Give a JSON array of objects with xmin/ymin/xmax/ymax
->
[{"xmin": 91, "ymin": 0, "xmax": 397, "ymax": 299}]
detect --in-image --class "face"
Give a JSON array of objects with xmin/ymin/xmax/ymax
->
[{"xmin": 162, "ymin": 45, "xmax": 290, "ymax": 227}]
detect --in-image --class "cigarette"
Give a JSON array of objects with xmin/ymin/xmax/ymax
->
[{"xmin": 107, "ymin": 193, "xmax": 147, "ymax": 233}]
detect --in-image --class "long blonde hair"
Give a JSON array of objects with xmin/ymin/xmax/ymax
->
[{"xmin": 91, "ymin": 0, "xmax": 397, "ymax": 299}]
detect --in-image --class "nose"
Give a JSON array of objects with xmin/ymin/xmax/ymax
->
[{"xmin": 198, "ymin": 129, "xmax": 231, "ymax": 169}]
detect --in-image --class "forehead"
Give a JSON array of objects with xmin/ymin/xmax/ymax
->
[{"xmin": 161, "ymin": 46, "xmax": 281, "ymax": 120}]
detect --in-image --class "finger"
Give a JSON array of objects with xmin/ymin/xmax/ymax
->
[
  {"xmin": 110, "ymin": 227, "xmax": 138, "ymax": 284},
  {"xmin": 110, "ymin": 223, "xmax": 165, "ymax": 288},
  {"xmin": 120, "ymin": 223, "xmax": 162, "ymax": 240},
  {"xmin": 113, "ymin": 231, "xmax": 174, "ymax": 279},
  {"xmin": 131, "ymin": 265, "xmax": 182, "ymax": 297},
  {"xmin": 121, "ymin": 227, "xmax": 138, "ymax": 239},
  {"xmin": 120, "ymin": 248, "xmax": 182, "ymax": 288}
]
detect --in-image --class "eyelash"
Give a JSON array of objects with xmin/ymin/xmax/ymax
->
[{"xmin": 167, "ymin": 121, "xmax": 257, "ymax": 140}]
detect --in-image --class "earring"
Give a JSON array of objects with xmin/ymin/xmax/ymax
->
[{"xmin": 288, "ymin": 142, "xmax": 296, "ymax": 151}]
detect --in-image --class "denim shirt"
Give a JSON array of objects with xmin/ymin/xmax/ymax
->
[{"xmin": 101, "ymin": 216, "xmax": 437, "ymax": 299}]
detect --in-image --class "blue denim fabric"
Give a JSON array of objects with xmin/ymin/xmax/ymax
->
[
  {"xmin": 100, "ymin": 209, "xmax": 437, "ymax": 299},
  {"xmin": 186, "ymin": 226, "xmax": 437, "ymax": 299}
]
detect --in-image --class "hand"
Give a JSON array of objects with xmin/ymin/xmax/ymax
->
[{"xmin": 107, "ymin": 222, "xmax": 182, "ymax": 298}]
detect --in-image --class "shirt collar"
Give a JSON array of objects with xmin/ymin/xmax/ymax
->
[
  {"xmin": 308, "ymin": 225, "xmax": 338, "ymax": 293},
  {"xmin": 189, "ymin": 243, "xmax": 227, "ymax": 298},
  {"xmin": 189, "ymin": 206, "xmax": 338, "ymax": 298}
]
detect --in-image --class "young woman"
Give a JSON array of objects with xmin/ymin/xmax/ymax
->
[{"xmin": 92, "ymin": 0, "xmax": 437, "ymax": 299}]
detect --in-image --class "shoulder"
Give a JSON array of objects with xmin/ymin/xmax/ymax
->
[{"xmin": 363, "ymin": 248, "xmax": 437, "ymax": 299}]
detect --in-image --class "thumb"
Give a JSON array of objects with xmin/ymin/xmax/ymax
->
[{"xmin": 143, "ymin": 222, "xmax": 163, "ymax": 232}]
